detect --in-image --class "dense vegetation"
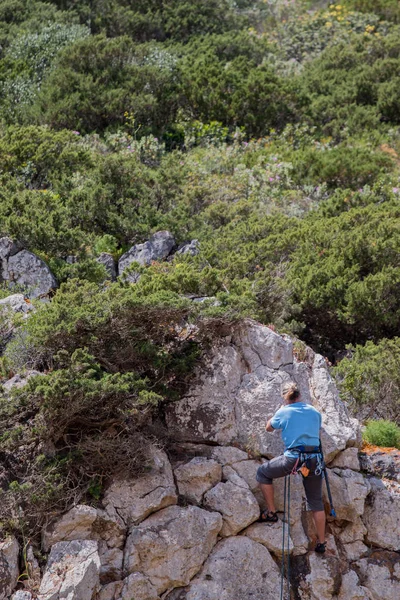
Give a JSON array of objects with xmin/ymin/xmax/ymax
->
[{"xmin": 1, "ymin": 0, "xmax": 400, "ymax": 535}]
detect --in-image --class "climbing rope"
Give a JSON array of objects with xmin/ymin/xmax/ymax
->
[{"xmin": 280, "ymin": 475, "xmax": 291, "ymax": 600}]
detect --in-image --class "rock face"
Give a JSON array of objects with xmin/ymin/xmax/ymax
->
[
  {"xmin": 0, "ymin": 293, "xmax": 33, "ymax": 314},
  {"xmin": 165, "ymin": 320, "xmax": 360, "ymax": 461},
  {"xmin": 174, "ymin": 457, "xmax": 222, "ymax": 505},
  {"xmin": 38, "ymin": 540, "xmax": 100, "ymax": 600},
  {"xmin": 124, "ymin": 505, "xmax": 222, "ymax": 594},
  {"xmin": 96, "ymin": 254, "xmax": 117, "ymax": 281},
  {"xmin": 166, "ymin": 536, "xmax": 281, "ymax": 600},
  {"xmin": 0, "ymin": 237, "xmax": 57, "ymax": 298},
  {"xmin": 6, "ymin": 320, "xmax": 400, "ymax": 600},
  {"xmin": 103, "ymin": 446, "xmax": 177, "ymax": 526},
  {"xmin": 363, "ymin": 477, "xmax": 400, "ymax": 551},
  {"xmin": 118, "ymin": 231, "xmax": 175, "ymax": 282},
  {"xmin": 203, "ymin": 480, "xmax": 260, "ymax": 536},
  {"xmin": 0, "ymin": 536, "xmax": 19, "ymax": 600}
]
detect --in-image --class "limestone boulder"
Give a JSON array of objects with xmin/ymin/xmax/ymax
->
[
  {"xmin": 96, "ymin": 581, "xmax": 123, "ymax": 600},
  {"xmin": 124, "ymin": 505, "xmax": 222, "ymax": 595},
  {"xmin": 0, "ymin": 536, "xmax": 19, "ymax": 600},
  {"xmin": 42, "ymin": 505, "xmax": 126, "ymax": 552},
  {"xmin": 363, "ymin": 478, "xmax": 400, "ymax": 551},
  {"xmin": 222, "ymin": 465, "xmax": 251, "ymax": 489},
  {"xmin": 322, "ymin": 468, "xmax": 370, "ymax": 521},
  {"xmin": 2, "ymin": 371, "xmax": 41, "ymax": 393},
  {"xmin": 337, "ymin": 570, "xmax": 370, "ymax": 600},
  {"xmin": 210, "ymin": 446, "xmax": 249, "ymax": 465},
  {"xmin": 11, "ymin": 593, "xmax": 33, "ymax": 600},
  {"xmin": 98, "ymin": 543, "xmax": 123, "ymax": 583},
  {"xmin": 97, "ymin": 254, "xmax": 117, "ymax": 281},
  {"xmin": 42, "ymin": 505, "xmax": 98, "ymax": 551},
  {"xmin": 103, "ymin": 446, "xmax": 177, "ymax": 526},
  {"xmin": 242, "ymin": 521, "xmax": 294, "ymax": 557},
  {"xmin": 166, "ymin": 320, "xmax": 360, "ymax": 460},
  {"xmin": 174, "ymin": 457, "xmax": 222, "ymax": 504},
  {"xmin": 203, "ymin": 480, "xmax": 260, "ymax": 536},
  {"xmin": 175, "ymin": 240, "xmax": 200, "ymax": 257},
  {"xmin": 329, "ymin": 447, "xmax": 360, "ymax": 471},
  {"xmin": 121, "ymin": 573, "xmax": 159, "ymax": 600},
  {"xmin": 38, "ymin": 540, "xmax": 100, "ymax": 600},
  {"xmin": 165, "ymin": 344, "xmax": 243, "ymax": 445},
  {"xmin": 118, "ymin": 231, "xmax": 175, "ymax": 282},
  {"xmin": 165, "ymin": 536, "xmax": 281, "ymax": 600},
  {"xmin": 356, "ymin": 552, "xmax": 400, "ymax": 600},
  {"xmin": 0, "ymin": 293, "xmax": 33, "ymax": 314},
  {"xmin": 1, "ymin": 241, "xmax": 57, "ymax": 299},
  {"xmin": 295, "ymin": 538, "xmax": 341, "ymax": 600}
]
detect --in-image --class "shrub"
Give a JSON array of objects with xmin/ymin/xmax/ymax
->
[
  {"xmin": 334, "ymin": 337, "xmax": 400, "ymax": 423},
  {"xmin": 363, "ymin": 420, "xmax": 400, "ymax": 448}
]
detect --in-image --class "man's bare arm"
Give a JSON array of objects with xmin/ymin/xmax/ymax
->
[{"xmin": 265, "ymin": 419, "xmax": 275, "ymax": 432}]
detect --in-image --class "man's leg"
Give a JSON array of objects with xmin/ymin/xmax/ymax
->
[
  {"xmin": 312, "ymin": 510, "xmax": 326, "ymax": 544},
  {"xmin": 259, "ymin": 483, "xmax": 276, "ymax": 513}
]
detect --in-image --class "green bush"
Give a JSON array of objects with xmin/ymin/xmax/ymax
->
[
  {"xmin": 334, "ymin": 337, "xmax": 400, "ymax": 423},
  {"xmin": 363, "ymin": 420, "xmax": 400, "ymax": 448}
]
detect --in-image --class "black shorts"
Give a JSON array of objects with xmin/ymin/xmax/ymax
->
[{"xmin": 256, "ymin": 454, "xmax": 324, "ymax": 512}]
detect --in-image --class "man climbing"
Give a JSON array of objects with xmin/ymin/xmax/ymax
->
[{"xmin": 256, "ymin": 381, "xmax": 326, "ymax": 553}]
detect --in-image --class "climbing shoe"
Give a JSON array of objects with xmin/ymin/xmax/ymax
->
[
  {"xmin": 258, "ymin": 510, "xmax": 278, "ymax": 523},
  {"xmin": 315, "ymin": 542, "xmax": 326, "ymax": 554}
]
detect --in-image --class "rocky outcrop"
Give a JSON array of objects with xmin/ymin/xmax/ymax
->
[
  {"xmin": 165, "ymin": 320, "xmax": 360, "ymax": 461},
  {"xmin": 363, "ymin": 477, "xmax": 400, "ymax": 551},
  {"xmin": 203, "ymin": 480, "xmax": 260, "ymax": 536},
  {"xmin": 102, "ymin": 446, "xmax": 177, "ymax": 526},
  {"xmin": 0, "ymin": 237, "xmax": 57, "ymax": 298},
  {"xmin": 123, "ymin": 505, "xmax": 222, "ymax": 594},
  {"xmin": 174, "ymin": 457, "xmax": 222, "ymax": 505},
  {"xmin": 38, "ymin": 540, "xmax": 101, "ymax": 600},
  {"xmin": 165, "ymin": 536, "xmax": 282, "ymax": 600},
  {"xmin": 96, "ymin": 254, "xmax": 117, "ymax": 281},
  {"xmin": 4, "ymin": 320, "xmax": 400, "ymax": 600},
  {"xmin": 118, "ymin": 231, "xmax": 175, "ymax": 282},
  {"xmin": 0, "ymin": 537, "xmax": 19, "ymax": 600}
]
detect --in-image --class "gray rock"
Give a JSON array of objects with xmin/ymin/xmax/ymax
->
[
  {"xmin": 96, "ymin": 582, "xmax": 123, "ymax": 600},
  {"xmin": 174, "ymin": 457, "xmax": 222, "ymax": 505},
  {"xmin": 242, "ymin": 521, "xmax": 294, "ymax": 557},
  {"xmin": 103, "ymin": 446, "xmax": 177, "ymax": 526},
  {"xmin": 0, "ymin": 536, "xmax": 19, "ymax": 600},
  {"xmin": 165, "ymin": 536, "xmax": 281, "ymax": 600},
  {"xmin": 118, "ymin": 231, "xmax": 175, "ymax": 282},
  {"xmin": 296, "ymin": 538, "xmax": 341, "ymax": 600},
  {"xmin": 2, "ymin": 371, "xmax": 41, "ymax": 393},
  {"xmin": 210, "ymin": 446, "xmax": 249, "ymax": 465},
  {"xmin": 203, "ymin": 480, "xmax": 260, "ymax": 537},
  {"xmin": 124, "ymin": 505, "xmax": 222, "ymax": 595},
  {"xmin": 337, "ymin": 570, "xmax": 370, "ymax": 600},
  {"xmin": 175, "ymin": 240, "xmax": 200, "ymax": 257},
  {"xmin": 363, "ymin": 478, "xmax": 400, "ymax": 551},
  {"xmin": 165, "ymin": 320, "xmax": 359, "ymax": 461},
  {"xmin": 328, "ymin": 448, "xmax": 360, "ymax": 471},
  {"xmin": 0, "ymin": 293, "xmax": 33, "ymax": 314},
  {"xmin": 2, "ymin": 248, "xmax": 57, "ymax": 299},
  {"xmin": 11, "ymin": 593, "xmax": 33, "ymax": 600},
  {"xmin": 97, "ymin": 254, "xmax": 117, "ymax": 281},
  {"xmin": 38, "ymin": 540, "xmax": 100, "ymax": 600},
  {"xmin": 356, "ymin": 553, "xmax": 400, "ymax": 600},
  {"xmin": 121, "ymin": 573, "xmax": 159, "ymax": 600},
  {"xmin": 322, "ymin": 469, "xmax": 370, "ymax": 521},
  {"xmin": 360, "ymin": 448, "xmax": 400, "ymax": 482}
]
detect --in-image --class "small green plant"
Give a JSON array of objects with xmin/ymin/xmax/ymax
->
[{"xmin": 363, "ymin": 419, "xmax": 400, "ymax": 449}]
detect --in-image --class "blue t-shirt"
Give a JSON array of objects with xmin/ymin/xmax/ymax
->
[{"xmin": 270, "ymin": 402, "xmax": 322, "ymax": 457}]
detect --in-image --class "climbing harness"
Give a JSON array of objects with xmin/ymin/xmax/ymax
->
[{"xmin": 279, "ymin": 442, "xmax": 336, "ymax": 599}]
